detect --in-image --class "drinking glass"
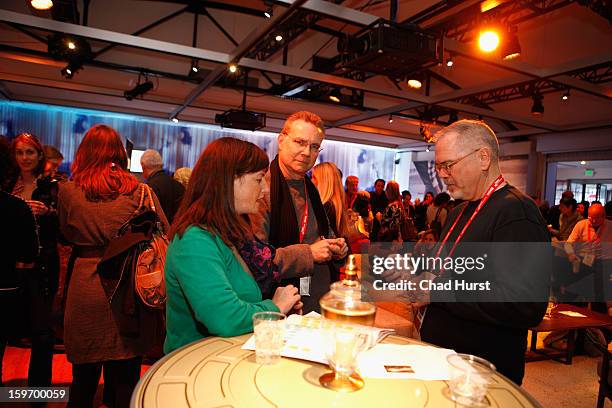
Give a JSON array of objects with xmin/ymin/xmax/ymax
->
[
  {"xmin": 447, "ymin": 354, "xmax": 496, "ymax": 406},
  {"xmin": 252, "ymin": 311, "xmax": 286, "ymax": 365},
  {"xmin": 319, "ymin": 327, "xmax": 368, "ymax": 392}
]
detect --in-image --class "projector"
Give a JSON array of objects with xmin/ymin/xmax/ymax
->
[
  {"xmin": 215, "ymin": 109, "xmax": 266, "ymax": 131},
  {"xmin": 337, "ymin": 20, "xmax": 440, "ymax": 77}
]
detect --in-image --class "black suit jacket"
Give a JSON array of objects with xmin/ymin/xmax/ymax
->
[{"xmin": 146, "ymin": 170, "xmax": 185, "ymax": 224}]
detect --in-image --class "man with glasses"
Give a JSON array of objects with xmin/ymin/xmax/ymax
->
[
  {"xmin": 418, "ymin": 120, "xmax": 550, "ymax": 385},
  {"xmin": 251, "ymin": 111, "xmax": 348, "ymax": 313},
  {"xmin": 564, "ymin": 203, "xmax": 612, "ymax": 311}
]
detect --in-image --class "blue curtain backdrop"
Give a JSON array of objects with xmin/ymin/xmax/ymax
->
[{"xmin": 0, "ymin": 100, "xmax": 395, "ymax": 186}]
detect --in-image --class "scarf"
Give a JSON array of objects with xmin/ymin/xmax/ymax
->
[
  {"xmin": 237, "ymin": 236, "xmax": 280, "ymax": 299},
  {"xmin": 268, "ymin": 156, "xmax": 330, "ymax": 247}
]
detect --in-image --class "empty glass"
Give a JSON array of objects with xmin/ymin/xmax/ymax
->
[
  {"xmin": 319, "ymin": 327, "xmax": 369, "ymax": 392},
  {"xmin": 447, "ymin": 354, "xmax": 496, "ymax": 406},
  {"xmin": 252, "ymin": 311, "xmax": 286, "ymax": 365}
]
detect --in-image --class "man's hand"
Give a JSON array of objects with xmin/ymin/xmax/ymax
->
[
  {"xmin": 329, "ymin": 238, "xmax": 348, "ymax": 259},
  {"xmin": 310, "ymin": 239, "xmax": 333, "ymax": 263},
  {"xmin": 567, "ymin": 253, "xmax": 580, "ymax": 264}
]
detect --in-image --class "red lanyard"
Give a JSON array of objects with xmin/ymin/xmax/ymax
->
[
  {"xmin": 299, "ymin": 182, "xmax": 309, "ymax": 243},
  {"xmin": 348, "ymin": 193, "xmax": 357, "ymax": 209},
  {"xmin": 435, "ymin": 175, "xmax": 505, "ymax": 259}
]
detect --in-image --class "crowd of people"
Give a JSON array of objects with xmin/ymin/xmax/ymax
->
[{"xmin": 1, "ymin": 112, "xmax": 611, "ymax": 406}]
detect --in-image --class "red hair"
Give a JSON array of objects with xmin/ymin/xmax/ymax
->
[
  {"xmin": 71, "ymin": 124, "xmax": 138, "ymax": 201},
  {"xmin": 10, "ymin": 133, "xmax": 46, "ymax": 176},
  {"xmin": 170, "ymin": 137, "xmax": 269, "ymax": 246}
]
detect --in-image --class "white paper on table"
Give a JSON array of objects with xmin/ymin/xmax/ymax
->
[
  {"xmin": 242, "ymin": 312, "xmax": 395, "ymax": 365},
  {"xmin": 357, "ymin": 344, "xmax": 456, "ymax": 380},
  {"xmin": 558, "ymin": 311, "xmax": 587, "ymax": 318}
]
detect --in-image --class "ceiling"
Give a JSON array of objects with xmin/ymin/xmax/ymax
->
[{"xmin": 0, "ymin": 0, "xmax": 610, "ymax": 148}]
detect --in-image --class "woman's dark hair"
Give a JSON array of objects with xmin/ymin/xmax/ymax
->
[
  {"xmin": 170, "ymin": 137, "xmax": 269, "ymax": 246},
  {"xmin": 559, "ymin": 197, "xmax": 577, "ymax": 211},
  {"xmin": 434, "ymin": 192, "xmax": 451, "ymax": 206}
]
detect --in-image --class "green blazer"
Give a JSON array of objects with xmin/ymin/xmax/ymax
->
[{"xmin": 164, "ymin": 226, "xmax": 278, "ymax": 354}]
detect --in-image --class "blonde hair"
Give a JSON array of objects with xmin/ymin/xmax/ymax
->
[
  {"xmin": 173, "ymin": 167, "xmax": 192, "ymax": 187},
  {"xmin": 281, "ymin": 111, "xmax": 325, "ymax": 137},
  {"xmin": 312, "ymin": 162, "xmax": 347, "ymax": 237}
]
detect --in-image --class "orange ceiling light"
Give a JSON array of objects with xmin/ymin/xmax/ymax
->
[
  {"xmin": 478, "ymin": 30, "xmax": 500, "ymax": 53},
  {"xmin": 31, "ymin": 0, "xmax": 53, "ymax": 10}
]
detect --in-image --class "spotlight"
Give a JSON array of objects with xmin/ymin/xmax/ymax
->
[
  {"xmin": 580, "ymin": 160, "xmax": 586, "ymax": 165},
  {"xmin": 425, "ymin": 145, "xmax": 431, "ymax": 152},
  {"xmin": 191, "ymin": 60, "xmax": 199, "ymax": 73},
  {"xmin": 275, "ymin": 34, "xmax": 283, "ymax": 42},
  {"xmin": 124, "ymin": 81, "xmax": 154, "ymax": 101},
  {"xmin": 531, "ymin": 94, "xmax": 544, "ymax": 116},
  {"xmin": 31, "ymin": 0, "xmax": 53, "ymax": 10},
  {"xmin": 67, "ymin": 41, "xmax": 76, "ymax": 50},
  {"xmin": 501, "ymin": 27, "xmax": 521, "ymax": 60},
  {"xmin": 479, "ymin": 30, "xmax": 500, "ymax": 53},
  {"xmin": 446, "ymin": 59, "xmax": 454, "ymax": 67},
  {"xmin": 264, "ymin": 6, "xmax": 273, "ymax": 18},
  {"xmin": 329, "ymin": 89, "xmax": 341, "ymax": 103},
  {"xmin": 562, "ymin": 89, "xmax": 570, "ymax": 101},
  {"xmin": 171, "ymin": 117, "xmax": 179, "ymax": 123},
  {"xmin": 228, "ymin": 63, "xmax": 238, "ymax": 73},
  {"xmin": 388, "ymin": 114, "xmax": 393, "ymax": 124},
  {"xmin": 60, "ymin": 60, "xmax": 82, "ymax": 79},
  {"xmin": 407, "ymin": 79, "xmax": 422, "ymax": 89}
]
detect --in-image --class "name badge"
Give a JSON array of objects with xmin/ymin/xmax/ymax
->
[
  {"xmin": 299, "ymin": 276, "xmax": 311, "ymax": 296},
  {"xmin": 583, "ymin": 253, "xmax": 595, "ymax": 267}
]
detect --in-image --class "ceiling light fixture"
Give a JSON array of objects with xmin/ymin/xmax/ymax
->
[
  {"xmin": 275, "ymin": 34, "xmax": 283, "ymax": 42},
  {"xmin": 124, "ymin": 80, "xmax": 154, "ymax": 101},
  {"xmin": 31, "ymin": 0, "xmax": 53, "ymax": 10},
  {"xmin": 501, "ymin": 26, "xmax": 521, "ymax": 60},
  {"xmin": 264, "ymin": 6, "xmax": 273, "ymax": 18},
  {"xmin": 228, "ymin": 63, "xmax": 238, "ymax": 73},
  {"xmin": 478, "ymin": 30, "xmax": 500, "ymax": 53},
  {"xmin": 580, "ymin": 160, "xmax": 586, "ymax": 165},
  {"xmin": 425, "ymin": 145, "xmax": 431, "ymax": 152},
  {"xmin": 407, "ymin": 79, "xmax": 422, "ymax": 89},
  {"xmin": 67, "ymin": 41, "xmax": 76, "ymax": 50},
  {"xmin": 60, "ymin": 60, "xmax": 82, "ymax": 79},
  {"xmin": 531, "ymin": 94, "xmax": 544, "ymax": 116},
  {"xmin": 562, "ymin": 89, "xmax": 570, "ymax": 101},
  {"xmin": 329, "ymin": 89, "xmax": 341, "ymax": 103},
  {"xmin": 446, "ymin": 58, "xmax": 454, "ymax": 67},
  {"xmin": 171, "ymin": 117, "xmax": 179, "ymax": 123},
  {"xmin": 388, "ymin": 114, "xmax": 393, "ymax": 124}
]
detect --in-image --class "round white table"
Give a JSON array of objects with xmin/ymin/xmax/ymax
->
[{"xmin": 131, "ymin": 334, "xmax": 541, "ymax": 407}]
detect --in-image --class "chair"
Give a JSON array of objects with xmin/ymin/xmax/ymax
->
[{"xmin": 594, "ymin": 341, "xmax": 612, "ymax": 408}]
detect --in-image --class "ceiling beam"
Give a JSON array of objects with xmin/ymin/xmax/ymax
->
[
  {"xmin": 168, "ymin": 0, "xmax": 308, "ymax": 119},
  {"xmin": 274, "ymin": 0, "xmax": 378, "ymax": 26}
]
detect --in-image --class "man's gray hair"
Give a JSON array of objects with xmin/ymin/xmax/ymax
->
[
  {"xmin": 141, "ymin": 149, "xmax": 163, "ymax": 169},
  {"xmin": 434, "ymin": 119, "xmax": 499, "ymax": 161}
]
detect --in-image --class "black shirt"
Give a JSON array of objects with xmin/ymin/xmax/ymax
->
[
  {"xmin": 420, "ymin": 184, "xmax": 550, "ymax": 385},
  {"xmin": 369, "ymin": 191, "xmax": 389, "ymax": 215},
  {"xmin": 0, "ymin": 191, "xmax": 38, "ymax": 288},
  {"xmin": 146, "ymin": 170, "xmax": 185, "ymax": 224}
]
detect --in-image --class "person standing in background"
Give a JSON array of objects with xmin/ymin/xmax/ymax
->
[{"xmin": 140, "ymin": 149, "xmax": 185, "ymax": 224}]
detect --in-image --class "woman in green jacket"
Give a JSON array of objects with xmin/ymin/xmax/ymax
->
[{"xmin": 164, "ymin": 137, "xmax": 301, "ymax": 353}]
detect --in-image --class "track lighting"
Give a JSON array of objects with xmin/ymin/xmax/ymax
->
[
  {"xmin": 31, "ymin": 0, "xmax": 53, "ymax": 10},
  {"xmin": 479, "ymin": 30, "xmax": 500, "ymax": 53},
  {"xmin": 329, "ymin": 88, "xmax": 341, "ymax": 103},
  {"xmin": 501, "ymin": 26, "xmax": 521, "ymax": 60},
  {"xmin": 562, "ymin": 89, "xmax": 570, "ymax": 101},
  {"xmin": 388, "ymin": 114, "xmax": 393, "ymax": 124},
  {"xmin": 228, "ymin": 63, "xmax": 238, "ymax": 73},
  {"xmin": 531, "ymin": 94, "xmax": 544, "ymax": 116},
  {"xmin": 124, "ymin": 81, "xmax": 154, "ymax": 101}
]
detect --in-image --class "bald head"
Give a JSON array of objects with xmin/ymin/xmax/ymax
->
[
  {"xmin": 588, "ymin": 203, "xmax": 606, "ymax": 228},
  {"xmin": 434, "ymin": 120, "xmax": 499, "ymax": 162}
]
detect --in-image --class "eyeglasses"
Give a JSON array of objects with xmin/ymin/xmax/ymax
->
[
  {"xmin": 435, "ymin": 148, "xmax": 481, "ymax": 175},
  {"xmin": 284, "ymin": 133, "xmax": 323, "ymax": 153}
]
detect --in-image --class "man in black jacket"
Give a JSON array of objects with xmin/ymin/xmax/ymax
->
[
  {"xmin": 419, "ymin": 120, "xmax": 550, "ymax": 385},
  {"xmin": 141, "ymin": 149, "xmax": 185, "ymax": 224}
]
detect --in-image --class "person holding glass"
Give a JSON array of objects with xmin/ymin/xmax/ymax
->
[
  {"xmin": 7, "ymin": 133, "xmax": 60, "ymax": 387},
  {"xmin": 165, "ymin": 137, "xmax": 302, "ymax": 354}
]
